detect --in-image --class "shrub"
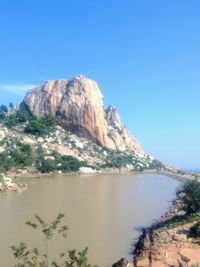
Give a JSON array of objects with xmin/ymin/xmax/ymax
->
[
  {"xmin": 42, "ymin": 113, "xmax": 56, "ymax": 127},
  {"xmin": 0, "ymin": 152, "xmax": 16, "ymax": 172},
  {"xmin": 0, "ymin": 112, "xmax": 5, "ymax": 121},
  {"xmin": 37, "ymin": 155, "xmax": 86, "ymax": 173},
  {"xmin": 37, "ymin": 158, "xmax": 57, "ymax": 173},
  {"xmin": 25, "ymin": 114, "xmax": 56, "ymax": 136},
  {"xmin": 0, "ymin": 104, "xmax": 8, "ymax": 122},
  {"xmin": 101, "ymin": 150, "xmax": 133, "ymax": 169},
  {"xmin": 0, "ymin": 144, "xmax": 34, "ymax": 172},
  {"xmin": 4, "ymin": 110, "xmax": 30, "ymax": 128},
  {"xmin": 190, "ymin": 221, "xmax": 200, "ymax": 239},
  {"xmin": 0, "ymin": 104, "xmax": 8, "ymax": 113},
  {"xmin": 182, "ymin": 180, "xmax": 200, "ymax": 215},
  {"xmin": 25, "ymin": 119, "xmax": 49, "ymax": 135},
  {"xmin": 11, "ymin": 213, "xmax": 96, "ymax": 267},
  {"xmin": 150, "ymin": 159, "xmax": 164, "ymax": 170}
]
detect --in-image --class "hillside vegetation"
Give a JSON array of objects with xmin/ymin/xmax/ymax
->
[{"xmin": 0, "ymin": 106, "xmax": 165, "ymax": 174}]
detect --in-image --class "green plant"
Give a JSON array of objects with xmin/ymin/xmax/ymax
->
[
  {"xmin": 9, "ymin": 102, "xmax": 14, "ymax": 110},
  {"xmin": 101, "ymin": 150, "xmax": 134, "ymax": 169},
  {"xmin": 0, "ymin": 143, "xmax": 34, "ymax": 172},
  {"xmin": 0, "ymin": 111, "xmax": 5, "ymax": 121},
  {"xmin": 0, "ymin": 104, "xmax": 8, "ymax": 113},
  {"xmin": 25, "ymin": 119, "xmax": 49, "ymax": 135},
  {"xmin": 4, "ymin": 110, "xmax": 30, "ymax": 128},
  {"xmin": 36, "ymin": 154, "xmax": 87, "ymax": 173},
  {"xmin": 182, "ymin": 180, "xmax": 200, "ymax": 215},
  {"xmin": 25, "ymin": 114, "xmax": 56, "ymax": 136},
  {"xmin": 190, "ymin": 221, "xmax": 200, "ymax": 241},
  {"xmin": 11, "ymin": 214, "xmax": 96, "ymax": 267}
]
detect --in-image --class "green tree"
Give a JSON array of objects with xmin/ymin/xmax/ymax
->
[
  {"xmin": 25, "ymin": 119, "xmax": 48, "ymax": 135},
  {"xmin": 0, "ymin": 111, "xmax": 5, "ymax": 121},
  {"xmin": 11, "ymin": 214, "xmax": 96, "ymax": 267},
  {"xmin": 25, "ymin": 114, "xmax": 56, "ymax": 136},
  {"xmin": 4, "ymin": 110, "xmax": 30, "ymax": 128},
  {"xmin": 0, "ymin": 104, "xmax": 8, "ymax": 113},
  {"xmin": 182, "ymin": 180, "xmax": 200, "ymax": 215},
  {"xmin": 42, "ymin": 114, "xmax": 56, "ymax": 127},
  {"xmin": 9, "ymin": 102, "xmax": 14, "ymax": 111},
  {"xmin": 190, "ymin": 221, "xmax": 200, "ymax": 240}
]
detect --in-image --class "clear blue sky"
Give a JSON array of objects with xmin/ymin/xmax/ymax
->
[{"xmin": 0, "ymin": 0, "xmax": 199, "ymax": 169}]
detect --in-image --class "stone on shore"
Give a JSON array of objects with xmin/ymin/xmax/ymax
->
[
  {"xmin": 78, "ymin": 167, "xmax": 96, "ymax": 174},
  {"xmin": 0, "ymin": 174, "xmax": 27, "ymax": 193}
]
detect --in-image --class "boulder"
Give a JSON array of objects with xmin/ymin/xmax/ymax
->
[
  {"xmin": 0, "ymin": 130, "xmax": 5, "ymax": 141},
  {"xmin": 21, "ymin": 75, "xmax": 144, "ymax": 155},
  {"xmin": 78, "ymin": 167, "xmax": 96, "ymax": 174}
]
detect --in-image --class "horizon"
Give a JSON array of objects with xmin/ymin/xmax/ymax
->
[{"xmin": 0, "ymin": 0, "xmax": 200, "ymax": 169}]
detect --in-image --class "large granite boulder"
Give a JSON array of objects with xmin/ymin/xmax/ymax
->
[{"xmin": 21, "ymin": 75, "xmax": 144, "ymax": 154}]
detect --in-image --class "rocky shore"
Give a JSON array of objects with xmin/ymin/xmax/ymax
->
[
  {"xmin": 133, "ymin": 187, "xmax": 200, "ymax": 266},
  {"xmin": 0, "ymin": 174, "xmax": 27, "ymax": 193}
]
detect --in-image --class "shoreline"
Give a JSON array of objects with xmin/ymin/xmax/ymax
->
[
  {"xmin": 7, "ymin": 168, "xmax": 199, "ymax": 182},
  {"xmin": 2, "ymin": 167, "xmax": 200, "ymax": 265},
  {"xmin": 133, "ymin": 185, "xmax": 200, "ymax": 266}
]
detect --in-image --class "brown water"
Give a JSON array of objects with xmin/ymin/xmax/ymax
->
[{"xmin": 0, "ymin": 173, "xmax": 180, "ymax": 267}]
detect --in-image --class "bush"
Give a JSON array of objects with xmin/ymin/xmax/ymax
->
[
  {"xmin": 101, "ymin": 150, "xmax": 133, "ymax": 169},
  {"xmin": 0, "ymin": 152, "xmax": 16, "ymax": 172},
  {"xmin": 1, "ymin": 108, "xmax": 56, "ymax": 134},
  {"xmin": 25, "ymin": 119, "xmax": 49, "ymax": 135},
  {"xmin": 11, "ymin": 214, "xmax": 96, "ymax": 267},
  {"xmin": 42, "ymin": 113, "xmax": 56, "ymax": 127},
  {"xmin": 25, "ymin": 114, "xmax": 56, "ymax": 136},
  {"xmin": 37, "ymin": 155, "xmax": 86, "ymax": 173},
  {"xmin": 150, "ymin": 159, "xmax": 164, "ymax": 170},
  {"xmin": 182, "ymin": 180, "xmax": 200, "ymax": 215},
  {"xmin": 190, "ymin": 221, "xmax": 200, "ymax": 238},
  {"xmin": 0, "ymin": 104, "xmax": 8, "ymax": 122},
  {"xmin": 0, "ymin": 144, "xmax": 34, "ymax": 172},
  {"xmin": 0, "ymin": 112, "xmax": 5, "ymax": 121},
  {"xmin": 4, "ymin": 110, "xmax": 30, "ymax": 128},
  {"xmin": 0, "ymin": 104, "xmax": 8, "ymax": 113},
  {"xmin": 37, "ymin": 158, "xmax": 57, "ymax": 173}
]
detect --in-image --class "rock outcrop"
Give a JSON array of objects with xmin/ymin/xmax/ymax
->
[
  {"xmin": 0, "ymin": 174, "xmax": 27, "ymax": 193},
  {"xmin": 133, "ymin": 189, "xmax": 200, "ymax": 267},
  {"xmin": 21, "ymin": 75, "xmax": 144, "ymax": 154}
]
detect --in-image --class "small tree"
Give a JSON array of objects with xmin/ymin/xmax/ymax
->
[
  {"xmin": 25, "ymin": 119, "xmax": 48, "ymax": 135},
  {"xmin": 0, "ymin": 104, "xmax": 8, "ymax": 113},
  {"xmin": 11, "ymin": 213, "xmax": 96, "ymax": 267},
  {"xmin": 25, "ymin": 114, "xmax": 56, "ymax": 136},
  {"xmin": 9, "ymin": 102, "xmax": 14, "ymax": 111},
  {"xmin": 182, "ymin": 180, "xmax": 200, "ymax": 215},
  {"xmin": 0, "ymin": 111, "xmax": 5, "ymax": 121}
]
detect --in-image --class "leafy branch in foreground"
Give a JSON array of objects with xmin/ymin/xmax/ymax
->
[{"xmin": 11, "ymin": 213, "xmax": 97, "ymax": 267}]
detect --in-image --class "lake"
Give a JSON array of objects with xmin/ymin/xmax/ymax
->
[{"xmin": 0, "ymin": 173, "xmax": 180, "ymax": 267}]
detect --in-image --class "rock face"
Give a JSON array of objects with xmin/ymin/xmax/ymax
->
[{"xmin": 21, "ymin": 75, "xmax": 144, "ymax": 154}]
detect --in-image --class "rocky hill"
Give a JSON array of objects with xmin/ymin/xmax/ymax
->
[
  {"xmin": 21, "ymin": 75, "xmax": 144, "ymax": 154},
  {"xmin": 0, "ymin": 120, "xmax": 163, "ymax": 174},
  {"xmin": 0, "ymin": 75, "xmax": 173, "ymax": 175}
]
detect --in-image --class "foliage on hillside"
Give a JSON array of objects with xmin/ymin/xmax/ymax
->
[
  {"xmin": 0, "ymin": 105, "xmax": 166, "ymax": 174},
  {"xmin": 0, "ymin": 143, "xmax": 34, "ymax": 172},
  {"xmin": 182, "ymin": 180, "xmax": 200, "ymax": 215},
  {"xmin": 1, "ymin": 106, "xmax": 56, "ymax": 136},
  {"xmin": 160, "ymin": 179, "xmax": 200, "ymax": 241},
  {"xmin": 36, "ymin": 153, "xmax": 88, "ymax": 173}
]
